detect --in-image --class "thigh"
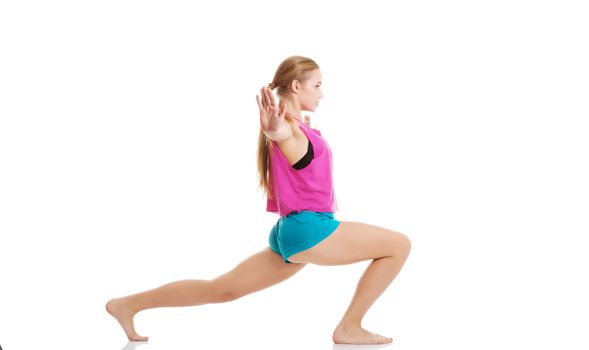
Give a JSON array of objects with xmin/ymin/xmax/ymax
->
[
  {"xmin": 212, "ymin": 247, "xmax": 307, "ymax": 300},
  {"xmin": 287, "ymin": 221, "xmax": 411, "ymax": 266}
]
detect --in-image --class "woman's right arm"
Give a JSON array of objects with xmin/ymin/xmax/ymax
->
[{"xmin": 256, "ymin": 86, "xmax": 292, "ymax": 142}]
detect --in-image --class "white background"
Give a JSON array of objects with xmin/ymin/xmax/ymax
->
[{"xmin": 1, "ymin": 1, "xmax": 588, "ymax": 349}]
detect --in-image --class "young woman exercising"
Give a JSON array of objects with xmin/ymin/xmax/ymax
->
[{"xmin": 106, "ymin": 55, "xmax": 411, "ymax": 345}]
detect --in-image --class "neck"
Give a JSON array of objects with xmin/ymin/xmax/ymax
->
[
  {"xmin": 286, "ymin": 112, "xmax": 302, "ymax": 123},
  {"xmin": 283, "ymin": 101, "xmax": 302, "ymax": 122}
]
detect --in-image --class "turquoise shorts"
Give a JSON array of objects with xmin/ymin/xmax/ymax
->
[{"xmin": 268, "ymin": 210, "xmax": 341, "ymax": 264}]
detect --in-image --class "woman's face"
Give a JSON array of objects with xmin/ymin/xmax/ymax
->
[{"xmin": 298, "ymin": 69, "xmax": 324, "ymax": 112}]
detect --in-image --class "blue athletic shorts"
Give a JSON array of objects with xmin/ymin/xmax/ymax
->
[{"xmin": 268, "ymin": 210, "xmax": 342, "ymax": 264}]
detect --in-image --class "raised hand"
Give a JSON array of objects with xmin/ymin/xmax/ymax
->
[{"xmin": 256, "ymin": 86, "xmax": 287, "ymax": 133}]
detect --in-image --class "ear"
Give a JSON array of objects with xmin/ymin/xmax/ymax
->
[
  {"xmin": 290, "ymin": 80, "xmax": 299, "ymax": 93},
  {"xmin": 304, "ymin": 115, "xmax": 311, "ymax": 126}
]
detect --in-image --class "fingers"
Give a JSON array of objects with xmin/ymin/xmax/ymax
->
[
  {"xmin": 257, "ymin": 89, "xmax": 263, "ymax": 109},
  {"xmin": 258, "ymin": 86, "xmax": 277, "ymax": 118},
  {"xmin": 260, "ymin": 87, "xmax": 267, "ymax": 109},
  {"xmin": 265, "ymin": 86, "xmax": 275, "ymax": 107}
]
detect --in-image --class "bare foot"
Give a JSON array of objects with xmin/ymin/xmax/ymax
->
[
  {"xmin": 332, "ymin": 324, "xmax": 392, "ymax": 345},
  {"xmin": 106, "ymin": 297, "xmax": 149, "ymax": 341}
]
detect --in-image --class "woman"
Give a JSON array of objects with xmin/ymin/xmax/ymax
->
[{"xmin": 106, "ymin": 55, "xmax": 411, "ymax": 345}]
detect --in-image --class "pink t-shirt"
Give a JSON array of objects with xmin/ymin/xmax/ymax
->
[{"xmin": 266, "ymin": 118, "xmax": 338, "ymax": 216}]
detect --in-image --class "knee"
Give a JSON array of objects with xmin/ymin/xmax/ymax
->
[
  {"xmin": 210, "ymin": 279, "xmax": 241, "ymax": 303},
  {"xmin": 390, "ymin": 232, "xmax": 411, "ymax": 257}
]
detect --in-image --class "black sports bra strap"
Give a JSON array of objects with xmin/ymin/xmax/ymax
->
[{"xmin": 292, "ymin": 139, "xmax": 314, "ymax": 170}]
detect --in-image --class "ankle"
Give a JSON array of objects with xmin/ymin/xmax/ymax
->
[
  {"xmin": 115, "ymin": 296, "xmax": 139, "ymax": 316},
  {"xmin": 338, "ymin": 319, "xmax": 362, "ymax": 330}
]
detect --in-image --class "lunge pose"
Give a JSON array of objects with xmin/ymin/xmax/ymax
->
[{"xmin": 106, "ymin": 55, "xmax": 411, "ymax": 345}]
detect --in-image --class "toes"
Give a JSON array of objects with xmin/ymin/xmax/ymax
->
[
  {"xmin": 130, "ymin": 335, "xmax": 148, "ymax": 341},
  {"xmin": 372, "ymin": 333, "xmax": 392, "ymax": 344},
  {"xmin": 380, "ymin": 336, "xmax": 393, "ymax": 344}
]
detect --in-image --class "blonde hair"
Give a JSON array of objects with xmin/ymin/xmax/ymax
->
[{"xmin": 257, "ymin": 55, "xmax": 320, "ymax": 200}]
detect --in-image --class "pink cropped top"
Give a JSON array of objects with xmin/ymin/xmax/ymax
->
[{"xmin": 266, "ymin": 118, "xmax": 338, "ymax": 216}]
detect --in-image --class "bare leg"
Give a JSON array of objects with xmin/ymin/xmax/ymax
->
[
  {"xmin": 332, "ymin": 254, "xmax": 409, "ymax": 344},
  {"xmin": 287, "ymin": 220, "xmax": 412, "ymax": 344},
  {"xmin": 106, "ymin": 279, "xmax": 216, "ymax": 341},
  {"xmin": 106, "ymin": 247, "xmax": 306, "ymax": 341}
]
